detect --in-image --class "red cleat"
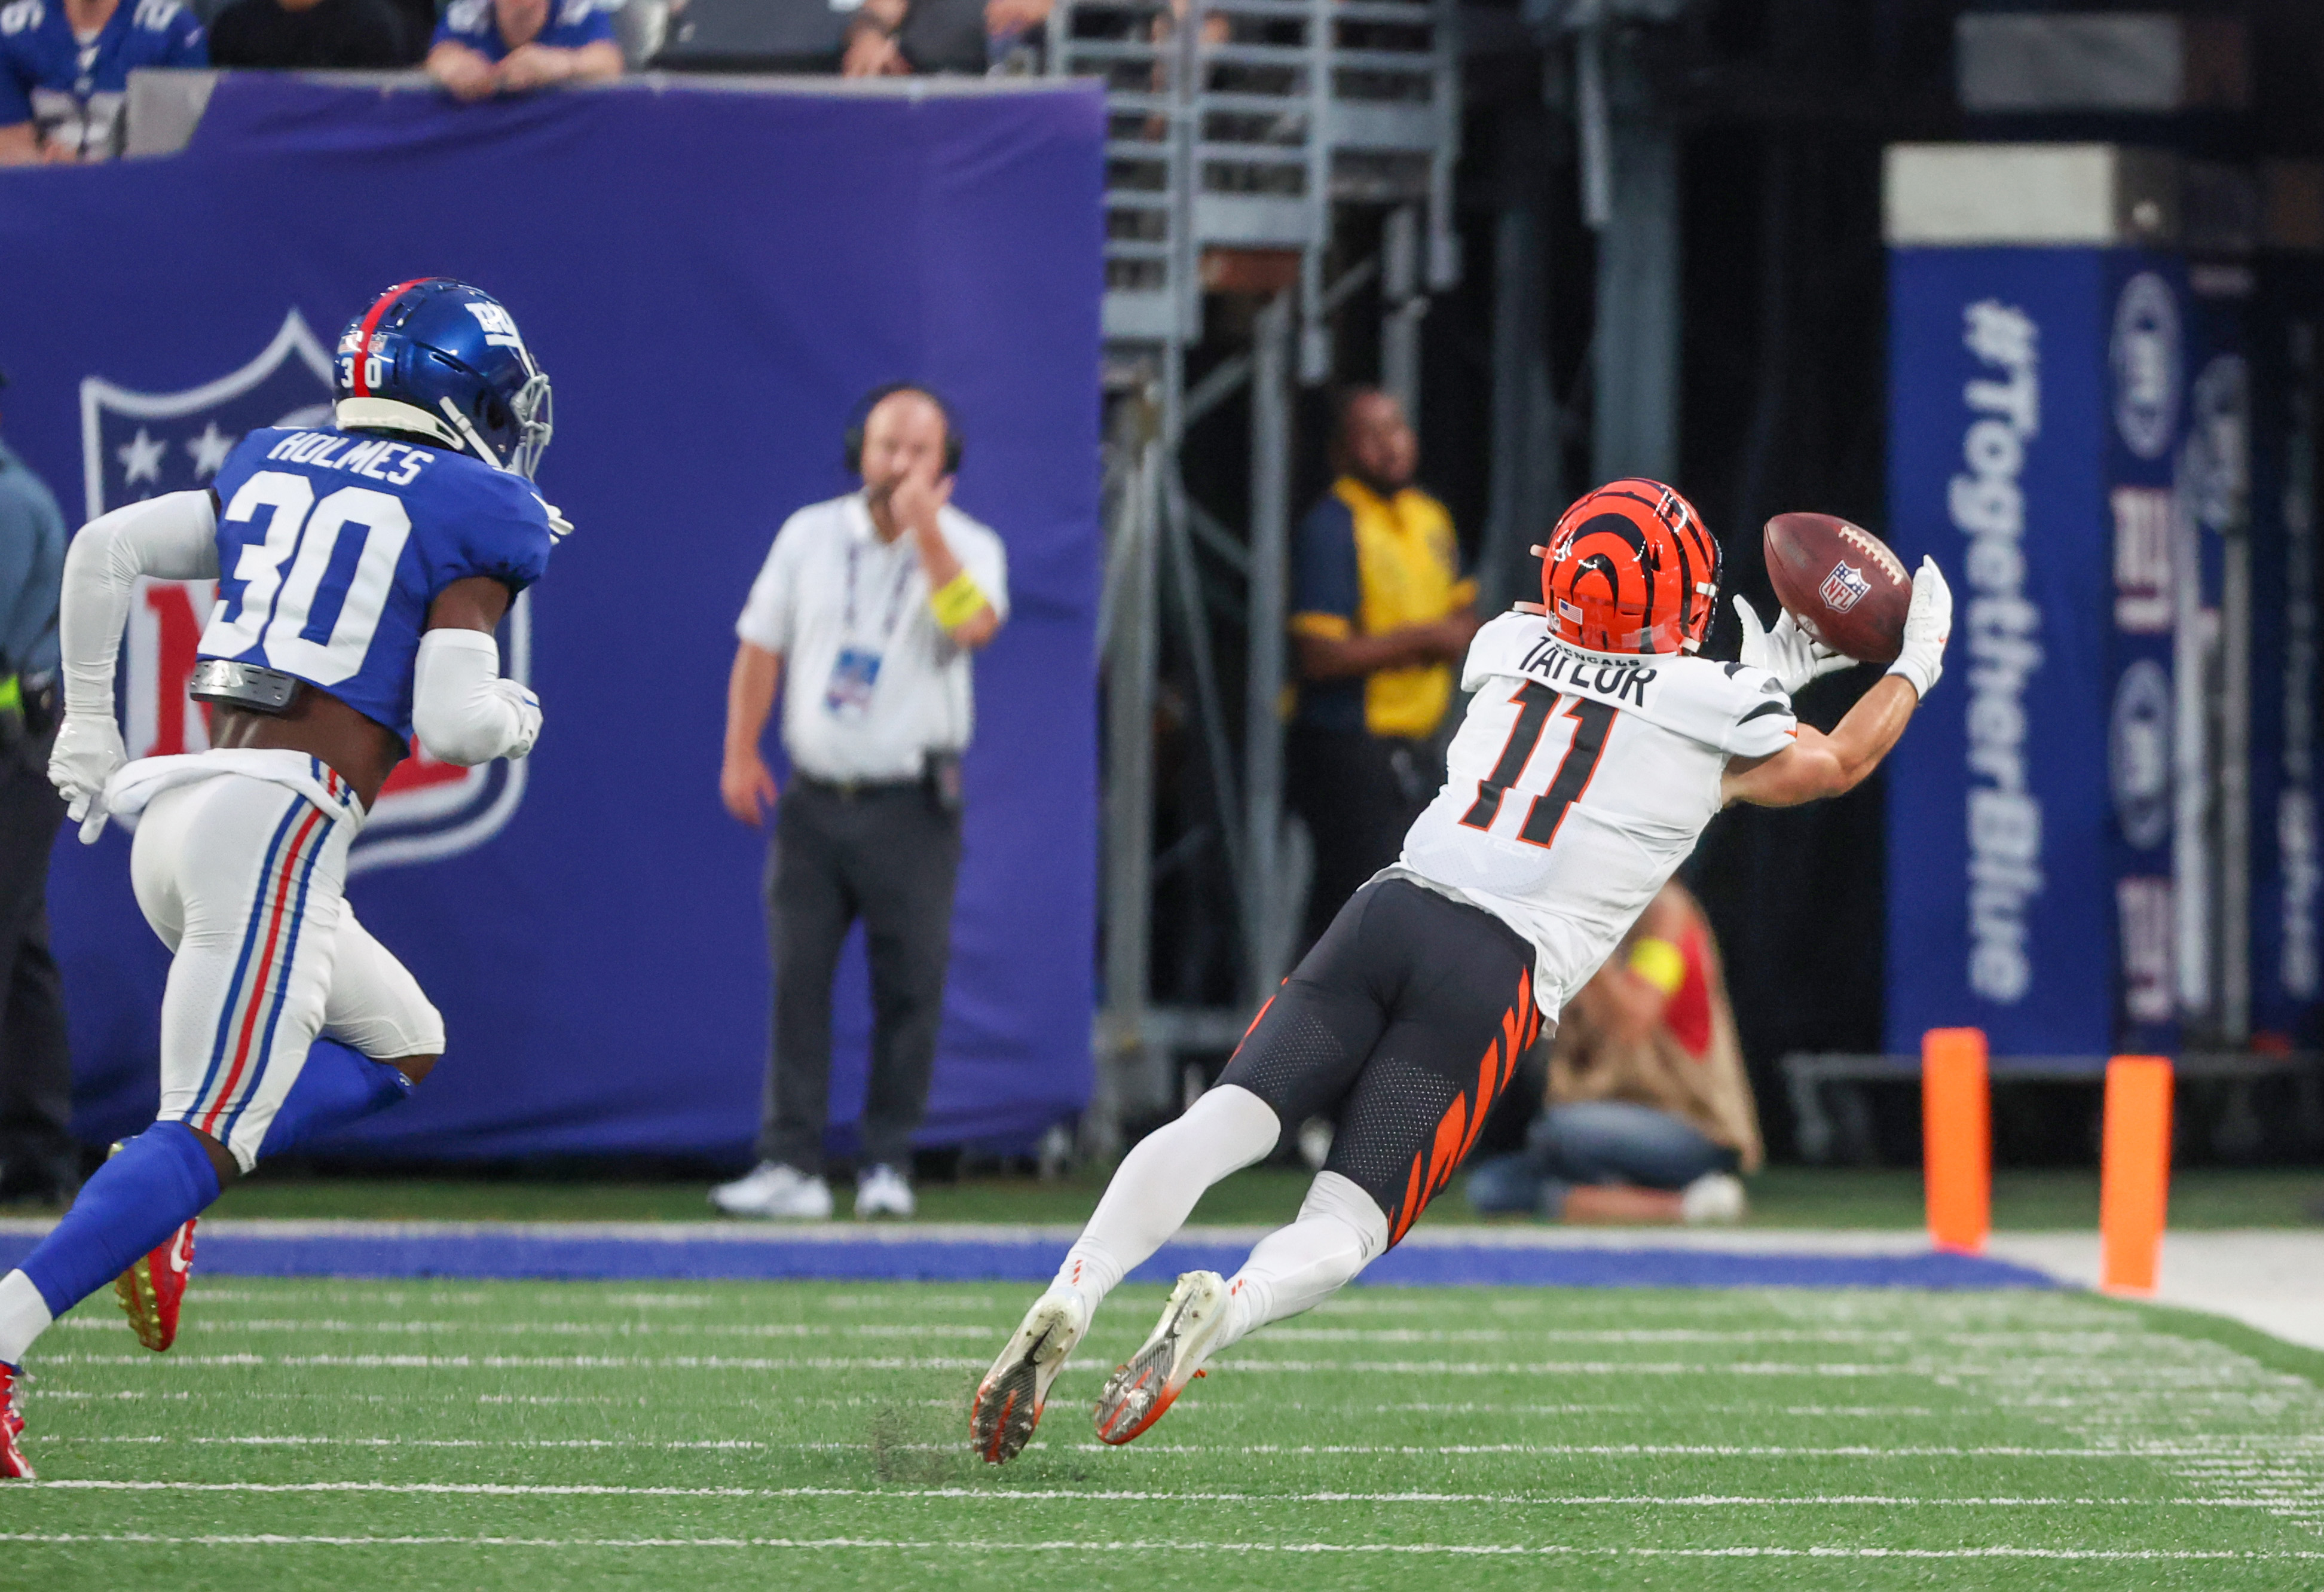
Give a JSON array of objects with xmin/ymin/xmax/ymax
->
[
  {"xmin": 115, "ymin": 1216, "xmax": 195, "ymax": 1353},
  {"xmin": 0, "ymin": 1362, "xmax": 33, "ymax": 1479}
]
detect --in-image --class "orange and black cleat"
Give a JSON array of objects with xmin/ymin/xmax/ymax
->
[
  {"xmin": 971, "ymin": 1290, "xmax": 1088, "ymax": 1463},
  {"xmin": 1093, "ymin": 1270, "xmax": 1232, "ymax": 1447}
]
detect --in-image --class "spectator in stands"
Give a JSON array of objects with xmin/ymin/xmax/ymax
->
[
  {"xmin": 0, "ymin": 0, "xmax": 206, "ymax": 164},
  {"xmin": 207, "ymin": 0, "xmax": 412, "ymax": 70},
  {"xmin": 711, "ymin": 386, "xmax": 1007, "ymax": 1223},
  {"xmin": 1285, "ymin": 387, "xmax": 1475, "ymax": 948},
  {"xmin": 841, "ymin": 0, "xmax": 1048, "ymax": 76},
  {"xmin": 1466, "ymin": 881, "xmax": 1762, "ymax": 1225},
  {"xmin": 0, "ymin": 366, "xmax": 76, "ymax": 1208},
  {"xmin": 427, "ymin": 0, "xmax": 620, "ymax": 100}
]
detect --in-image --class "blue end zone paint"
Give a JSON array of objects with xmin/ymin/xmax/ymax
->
[{"xmin": 0, "ymin": 1231, "xmax": 2057, "ymax": 1290}]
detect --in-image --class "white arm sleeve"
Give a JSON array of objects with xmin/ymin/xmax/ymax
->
[
  {"xmin": 59, "ymin": 490, "xmax": 221, "ymax": 719},
  {"xmin": 412, "ymin": 628, "xmax": 542, "ymax": 765}
]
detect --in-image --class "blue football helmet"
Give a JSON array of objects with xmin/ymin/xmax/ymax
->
[{"xmin": 333, "ymin": 279, "xmax": 553, "ymax": 479}]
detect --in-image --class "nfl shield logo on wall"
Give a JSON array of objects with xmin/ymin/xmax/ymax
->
[
  {"xmin": 1820, "ymin": 561, "xmax": 1872, "ymax": 615},
  {"xmin": 82, "ymin": 308, "xmax": 536, "ymax": 874}
]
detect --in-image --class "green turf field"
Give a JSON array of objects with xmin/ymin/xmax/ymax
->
[{"xmin": 7, "ymin": 1277, "xmax": 2323, "ymax": 1590}]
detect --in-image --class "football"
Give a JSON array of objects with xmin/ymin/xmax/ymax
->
[{"xmin": 1762, "ymin": 512, "xmax": 1913, "ymax": 664}]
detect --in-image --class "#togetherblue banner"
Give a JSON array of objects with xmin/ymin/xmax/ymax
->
[
  {"xmin": 1885, "ymin": 247, "xmax": 2188, "ymax": 1057},
  {"xmin": 0, "ymin": 75, "xmax": 1106, "ymax": 1158},
  {"xmin": 2248, "ymin": 258, "xmax": 2324, "ymax": 1046}
]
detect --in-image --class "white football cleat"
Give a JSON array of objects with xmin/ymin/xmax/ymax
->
[
  {"xmin": 1093, "ymin": 1270, "xmax": 1233, "ymax": 1447},
  {"xmin": 708, "ymin": 1162, "xmax": 833, "ymax": 1220},
  {"xmin": 854, "ymin": 1164, "xmax": 916, "ymax": 1220},
  {"xmin": 1680, "ymin": 1172, "xmax": 1747, "ymax": 1226},
  {"xmin": 971, "ymin": 1289, "xmax": 1087, "ymax": 1464}
]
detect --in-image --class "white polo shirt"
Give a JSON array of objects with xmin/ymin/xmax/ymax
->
[{"xmin": 736, "ymin": 492, "xmax": 1010, "ymax": 783}]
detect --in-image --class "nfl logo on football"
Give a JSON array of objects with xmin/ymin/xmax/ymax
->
[
  {"xmin": 84, "ymin": 309, "xmax": 536, "ymax": 875},
  {"xmin": 1820, "ymin": 561, "xmax": 1872, "ymax": 615}
]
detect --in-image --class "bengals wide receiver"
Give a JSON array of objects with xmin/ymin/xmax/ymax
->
[{"xmin": 970, "ymin": 478, "xmax": 1953, "ymax": 1463}]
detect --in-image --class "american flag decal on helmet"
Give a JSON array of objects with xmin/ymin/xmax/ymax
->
[{"xmin": 1820, "ymin": 561, "xmax": 1873, "ymax": 614}]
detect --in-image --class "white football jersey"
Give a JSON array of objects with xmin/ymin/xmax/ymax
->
[{"xmin": 1399, "ymin": 611, "xmax": 1797, "ymax": 1009}]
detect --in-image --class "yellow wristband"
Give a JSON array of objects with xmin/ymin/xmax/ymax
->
[
  {"xmin": 929, "ymin": 571, "xmax": 987, "ymax": 630},
  {"xmin": 1626, "ymin": 936, "xmax": 1687, "ymax": 996}
]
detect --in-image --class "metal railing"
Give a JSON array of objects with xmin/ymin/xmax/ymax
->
[{"xmin": 1048, "ymin": 0, "xmax": 1459, "ymax": 371}]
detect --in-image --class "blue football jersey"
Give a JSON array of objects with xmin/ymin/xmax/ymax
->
[
  {"xmin": 199, "ymin": 427, "xmax": 554, "ymax": 738},
  {"xmin": 0, "ymin": 0, "xmax": 206, "ymax": 160}
]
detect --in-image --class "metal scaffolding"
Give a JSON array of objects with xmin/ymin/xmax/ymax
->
[{"xmin": 1049, "ymin": 0, "xmax": 1464, "ymax": 1147}]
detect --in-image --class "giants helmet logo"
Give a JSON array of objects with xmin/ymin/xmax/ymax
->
[
  {"xmin": 1820, "ymin": 561, "xmax": 1872, "ymax": 615},
  {"xmin": 82, "ymin": 309, "xmax": 534, "ymax": 873}
]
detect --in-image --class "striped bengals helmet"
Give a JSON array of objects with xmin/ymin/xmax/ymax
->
[{"xmin": 1541, "ymin": 479, "xmax": 1721, "ymax": 655}]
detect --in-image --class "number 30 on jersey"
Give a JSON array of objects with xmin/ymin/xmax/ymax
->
[{"xmin": 204, "ymin": 470, "xmax": 412, "ymax": 687}]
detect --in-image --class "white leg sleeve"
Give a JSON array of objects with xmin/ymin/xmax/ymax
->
[
  {"xmin": 144, "ymin": 776, "xmax": 353, "ymax": 1173},
  {"xmin": 323, "ymin": 907, "xmax": 445, "ymax": 1060},
  {"xmin": 1049, "ymin": 1084, "xmax": 1280, "ymax": 1318},
  {"xmin": 1217, "ymin": 1171, "xmax": 1390, "ymax": 1350}
]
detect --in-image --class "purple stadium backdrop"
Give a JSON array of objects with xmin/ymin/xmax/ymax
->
[{"xmin": 0, "ymin": 77, "xmax": 1105, "ymax": 1160}]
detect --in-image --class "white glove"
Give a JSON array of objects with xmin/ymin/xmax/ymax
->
[
  {"xmin": 1887, "ymin": 556, "xmax": 1953, "ymax": 701},
  {"xmin": 48, "ymin": 714, "xmax": 127, "ymax": 844},
  {"xmin": 1732, "ymin": 595, "xmax": 1852, "ymax": 696},
  {"xmin": 488, "ymin": 678, "xmax": 543, "ymax": 758}
]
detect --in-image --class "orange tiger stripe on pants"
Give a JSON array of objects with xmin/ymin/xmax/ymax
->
[{"xmin": 1387, "ymin": 968, "xmax": 1541, "ymax": 1245}]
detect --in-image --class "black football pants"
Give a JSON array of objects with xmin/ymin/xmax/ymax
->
[
  {"xmin": 759, "ymin": 778, "xmax": 961, "ymax": 1178},
  {"xmin": 1218, "ymin": 878, "xmax": 1545, "ymax": 1244}
]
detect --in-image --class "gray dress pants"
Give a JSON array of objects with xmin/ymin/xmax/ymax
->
[
  {"xmin": 0, "ymin": 722, "xmax": 74, "ymax": 1202},
  {"xmin": 758, "ymin": 777, "xmax": 962, "ymax": 1176}
]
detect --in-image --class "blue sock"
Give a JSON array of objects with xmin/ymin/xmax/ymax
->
[
  {"xmin": 20, "ymin": 1122, "xmax": 219, "ymax": 1318},
  {"xmin": 255, "ymin": 1039, "xmax": 414, "ymax": 1160}
]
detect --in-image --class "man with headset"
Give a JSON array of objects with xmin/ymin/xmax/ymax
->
[{"xmin": 713, "ymin": 386, "xmax": 1007, "ymax": 1220}]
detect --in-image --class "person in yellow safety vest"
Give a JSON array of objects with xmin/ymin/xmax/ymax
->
[{"xmin": 1285, "ymin": 387, "xmax": 1476, "ymax": 952}]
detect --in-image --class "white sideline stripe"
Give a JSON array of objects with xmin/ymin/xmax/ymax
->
[
  {"xmin": 0, "ymin": 1532, "xmax": 2313, "ymax": 1562},
  {"xmin": 18, "ymin": 1480, "xmax": 2280, "ymax": 1509}
]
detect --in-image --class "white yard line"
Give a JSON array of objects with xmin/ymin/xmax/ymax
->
[
  {"xmin": 60, "ymin": 1317, "xmax": 2143, "ymax": 1348},
  {"xmin": 22, "ymin": 1350, "xmax": 2306, "ymax": 1382},
  {"xmin": 13, "ymin": 1478, "xmax": 2286, "ymax": 1508},
  {"xmin": 0, "ymin": 1531, "xmax": 2312, "ymax": 1561},
  {"xmin": 36, "ymin": 1432, "xmax": 2319, "ymax": 1459}
]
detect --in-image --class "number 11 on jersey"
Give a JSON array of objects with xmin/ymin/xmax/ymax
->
[{"xmin": 1459, "ymin": 682, "xmax": 1619, "ymax": 850}]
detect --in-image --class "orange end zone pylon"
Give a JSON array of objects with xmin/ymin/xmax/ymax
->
[
  {"xmin": 1921, "ymin": 1028, "xmax": 1990, "ymax": 1255},
  {"xmin": 2100, "ymin": 1055, "xmax": 2173, "ymax": 1296}
]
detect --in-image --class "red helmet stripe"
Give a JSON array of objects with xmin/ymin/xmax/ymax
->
[{"xmin": 350, "ymin": 279, "xmax": 433, "ymax": 399}]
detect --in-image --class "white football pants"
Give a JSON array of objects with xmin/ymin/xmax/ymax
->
[{"xmin": 130, "ymin": 771, "xmax": 443, "ymax": 1172}]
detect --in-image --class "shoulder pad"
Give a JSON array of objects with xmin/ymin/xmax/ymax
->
[
  {"xmin": 0, "ymin": 1, "xmax": 44, "ymax": 38},
  {"xmin": 131, "ymin": 0, "xmax": 183, "ymax": 31}
]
